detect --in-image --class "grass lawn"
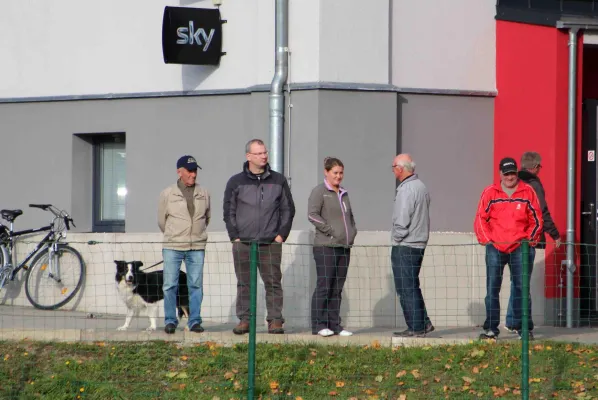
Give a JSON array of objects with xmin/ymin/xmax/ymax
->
[{"xmin": 0, "ymin": 339, "xmax": 596, "ymax": 399}]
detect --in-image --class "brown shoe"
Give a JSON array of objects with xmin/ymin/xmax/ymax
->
[
  {"xmin": 268, "ymin": 320, "xmax": 284, "ymax": 334},
  {"xmin": 232, "ymin": 321, "xmax": 249, "ymax": 335}
]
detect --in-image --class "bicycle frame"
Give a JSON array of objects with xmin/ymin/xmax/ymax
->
[{"xmin": 6, "ymin": 224, "xmax": 55, "ymax": 280}]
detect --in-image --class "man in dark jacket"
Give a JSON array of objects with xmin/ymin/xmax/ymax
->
[
  {"xmin": 505, "ymin": 151, "xmax": 561, "ymax": 333},
  {"xmin": 223, "ymin": 139, "xmax": 295, "ymax": 335}
]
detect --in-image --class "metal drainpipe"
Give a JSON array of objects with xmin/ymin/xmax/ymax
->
[
  {"xmin": 269, "ymin": 0, "xmax": 289, "ymax": 174},
  {"xmin": 566, "ymin": 27, "xmax": 579, "ymax": 329}
]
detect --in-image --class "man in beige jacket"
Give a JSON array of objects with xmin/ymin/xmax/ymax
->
[{"xmin": 158, "ymin": 155, "xmax": 211, "ymax": 334}]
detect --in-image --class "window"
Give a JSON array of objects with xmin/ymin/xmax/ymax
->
[{"xmin": 93, "ymin": 134, "xmax": 126, "ymax": 232}]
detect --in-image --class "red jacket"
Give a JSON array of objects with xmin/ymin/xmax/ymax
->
[{"xmin": 474, "ymin": 182, "xmax": 543, "ymax": 253}]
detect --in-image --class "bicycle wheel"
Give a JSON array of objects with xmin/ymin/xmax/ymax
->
[{"xmin": 25, "ymin": 245, "xmax": 86, "ymax": 310}]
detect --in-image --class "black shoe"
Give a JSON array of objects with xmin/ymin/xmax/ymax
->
[
  {"xmin": 517, "ymin": 330, "xmax": 534, "ymax": 340},
  {"xmin": 479, "ymin": 330, "xmax": 498, "ymax": 340},
  {"xmin": 164, "ymin": 323, "xmax": 176, "ymax": 334},
  {"xmin": 189, "ymin": 324, "xmax": 204, "ymax": 333},
  {"xmin": 425, "ymin": 322, "xmax": 435, "ymax": 333},
  {"xmin": 393, "ymin": 329, "xmax": 425, "ymax": 337}
]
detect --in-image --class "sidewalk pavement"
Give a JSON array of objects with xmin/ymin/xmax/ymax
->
[{"xmin": 1, "ymin": 305, "xmax": 598, "ymax": 347}]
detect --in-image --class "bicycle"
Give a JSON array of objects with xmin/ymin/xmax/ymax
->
[{"xmin": 0, "ymin": 204, "xmax": 86, "ymax": 310}]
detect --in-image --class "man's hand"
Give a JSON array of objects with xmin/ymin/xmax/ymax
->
[
  {"xmin": 555, "ymin": 238, "xmax": 562, "ymax": 249},
  {"xmin": 234, "ymin": 238, "xmax": 241, "ymax": 242},
  {"xmin": 274, "ymin": 235, "xmax": 284, "ymax": 243}
]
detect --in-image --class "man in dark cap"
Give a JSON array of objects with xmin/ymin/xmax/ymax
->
[
  {"xmin": 158, "ymin": 155, "xmax": 211, "ymax": 334},
  {"xmin": 474, "ymin": 157, "xmax": 543, "ymax": 340}
]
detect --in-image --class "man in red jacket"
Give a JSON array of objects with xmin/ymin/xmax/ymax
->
[{"xmin": 474, "ymin": 157, "xmax": 543, "ymax": 340}]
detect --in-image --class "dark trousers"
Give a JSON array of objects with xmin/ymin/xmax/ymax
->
[
  {"xmin": 484, "ymin": 244, "xmax": 535, "ymax": 335},
  {"xmin": 391, "ymin": 245, "xmax": 430, "ymax": 332},
  {"xmin": 311, "ymin": 246, "xmax": 351, "ymax": 333},
  {"xmin": 233, "ymin": 242, "xmax": 284, "ymax": 323}
]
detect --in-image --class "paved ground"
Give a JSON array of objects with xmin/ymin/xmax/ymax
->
[{"xmin": 1, "ymin": 305, "xmax": 598, "ymax": 347}]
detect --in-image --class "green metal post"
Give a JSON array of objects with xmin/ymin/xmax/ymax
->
[
  {"xmin": 521, "ymin": 240, "xmax": 530, "ymax": 400},
  {"xmin": 247, "ymin": 242, "xmax": 258, "ymax": 400}
]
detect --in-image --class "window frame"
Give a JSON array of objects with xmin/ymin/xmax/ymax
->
[{"xmin": 92, "ymin": 133, "xmax": 126, "ymax": 233}]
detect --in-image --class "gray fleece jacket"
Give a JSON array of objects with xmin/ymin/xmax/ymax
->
[
  {"xmin": 391, "ymin": 174, "xmax": 430, "ymax": 249},
  {"xmin": 308, "ymin": 182, "xmax": 357, "ymax": 247}
]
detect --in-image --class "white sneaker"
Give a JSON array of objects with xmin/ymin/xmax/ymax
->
[
  {"xmin": 318, "ymin": 328, "xmax": 334, "ymax": 337},
  {"xmin": 338, "ymin": 330, "xmax": 353, "ymax": 337}
]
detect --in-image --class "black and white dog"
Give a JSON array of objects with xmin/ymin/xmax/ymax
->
[{"xmin": 114, "ymin": 260, "xmax": 190, "ymax": 331}]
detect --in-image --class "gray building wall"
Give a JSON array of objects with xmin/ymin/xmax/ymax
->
[
  {"xmin": 399, "ymin": 94, "xmax": 495, "ymax": 232},
  {"xmin": 0, "ymin": 91, "xmax": 493, "ymax": 234}
]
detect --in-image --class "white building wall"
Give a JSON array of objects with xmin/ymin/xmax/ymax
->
[
  {"xmin": 391, "ymin": 0, "xmax": 497, "ymax": 92},
  {"xmin": 0, "ymin": 0, "xmax": 496, "ymax": 99}
]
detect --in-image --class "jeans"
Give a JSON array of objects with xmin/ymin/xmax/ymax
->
[
  {"xmin": 391, "ymin": 245, "xmax": 431, "ymax": 332},
  {"xmin": 484, "ymin": 244, "xmax": 535, "ymax": 335},
  {"xmin": 163, "ymin": 249, "xmax": 205, "ymax": 328},
  {"xmin": 311, "ymin": 246, "xmax": 350, "ymax": 333},
  {"xmin": 233, "ymin": 242, "xmax": 284, "ymax": 323},
  {"xmin": 505, "ymin": 247, "xmax": 536, "ymax": 329}
]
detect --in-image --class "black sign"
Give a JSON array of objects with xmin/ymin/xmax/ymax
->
[{"xmin": 162, "ymin": 6, "xmax": 224, "ymax": 66}]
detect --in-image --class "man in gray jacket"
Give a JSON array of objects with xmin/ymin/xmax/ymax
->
[{"xmin": 391, "ymin": 153, "xmax": 434, "ymax": 337}]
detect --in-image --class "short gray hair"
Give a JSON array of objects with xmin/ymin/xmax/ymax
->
[
  {"xmin": 397, "ymin": 159, "xmax": 416, "ymax": 173},
  {"xmin": 521, "ymin": 151, "xmax": 541, "ymax": 169},
  {"xmin": 245, "ymin": 139, "xmax": 265, "ymax": 154}
]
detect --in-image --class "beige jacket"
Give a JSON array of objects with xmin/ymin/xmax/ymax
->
[{"xmin": 158, "ymin": 183, "xmax": 211, "ymax": 250}]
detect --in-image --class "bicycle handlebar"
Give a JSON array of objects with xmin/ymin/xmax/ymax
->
[{"xmin": 29, "ymin": 204, "xmax": 76, "ymax": 230}]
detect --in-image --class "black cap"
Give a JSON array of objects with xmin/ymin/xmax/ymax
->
[
  {"xmin": 176, "ymin": 155, "xmax": 201, "ymax": 171},
  {"xmin": 499, "ymin": 157, "xmax": 518, "ymax": 174}
]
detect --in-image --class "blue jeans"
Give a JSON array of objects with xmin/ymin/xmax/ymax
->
[
  {"xmin": 506, "ymin": 247, "xmax": 536, "ymax": 329},
  {"xmin": 162, "ymin": 249, "xmax": 205, "ymax": 328},
  {"xmin": 391, "ymin": 245, "xmax": 431, "ymax": 332},
  {"xmin": 484, "ymin": 244, "xmax": 535, "ymax": 335}
]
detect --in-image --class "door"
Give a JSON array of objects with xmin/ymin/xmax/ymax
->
[{"xmin": 581, "ymin": 100, "xmax": 598, "ymax": 322}]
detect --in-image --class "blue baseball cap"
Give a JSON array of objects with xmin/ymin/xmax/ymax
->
[{"xmin": 176, "ymin": 155, "xmax": 201, "ymax": 170}]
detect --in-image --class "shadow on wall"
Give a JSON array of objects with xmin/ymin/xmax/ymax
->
[
  {"xmin": 396, "ymin": 95, "xmax": 408, "ymax": 157},
  {"xmin": 372, "ymin": 274, "xmax": 400, "ymax": 328},
  {"xmin": 178, "ymin": 0, "xmax": 219, "ymax": 91}
]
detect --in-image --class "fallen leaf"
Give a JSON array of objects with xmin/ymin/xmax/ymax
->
[
  {"xmin": 372, "ymin": 340, "xmax": 381, "ymax": 349},
  {"xmin": 546, "ymin": 346, "xmax": 553, "ymax": 350},
  {"xmin": 445, "ymin": 364, "xmax": 452, "ymax": 370},
  {"xmin": 411, "ymin": 370, "xmax": 420, "ymax": 379},
  {"xmin": 165, "ymin": 372, "xmax": 178, "ymax": 378},
  {"xmin": 178, "ymin": 383, "xmax": 186, "ymax": 390},
  {"xmin": 399, "ymin": 395, "xmax": 407, "ymax": 400},
  {"xmin": 398, "ymin": 382, "xmax": 405, "ymax": 386},
  {"xmin": 295, "ymin": 397, "xmax": 304, "ymax": 400},
  {"xmin": 176, "ymin": 372, "xmax": 188, "ymax": 379},
  {"xmin": 462, "ymin": 377, "xmax": 475, "ymax": 384},
  {"xmin": 396, "ymin": 370, "xmax": 407, "ymax": 378},
  {"xmin": 473, "ymin": 367, "xmax": 480, "ymax": 374},
  {"xmin": 375, "ymin": 375, "xmax": 383, "ymax": 383},
  {"xmin": 434, "ymin": 377, "xmax": 441, "ymax": 383},
  {"xmin": 513, "ymin": 389, "xmax": 521, "ymax": 395},
  {"xmin": 224, "ymin": 371, "xmax": 234, "ymax": 380},
  {"xmin": 270, "ymin": 381, "xmax": 279, "ymax": 390},
  {"xmin": 180, "ymin": 356, "xmax": 188, "ymax": 361},
  {"xmin": 233, "ymin": 381, "xmax": 242, "ymax": 391},
  {"xmin": 232, "ymin": 368, "xmax": 239, "ymax": 374},
  {"xmin": 336, "ymin": 381, "xmax": 345, "ymax": 388},
  {"xmin": 328, "ymin": 391, "xmax": 337, "ymax": 396},
  {"xmin": 309, "ymin": 360, "xmax": 315, "ymax": 365},
  {"xmin": 422, "ymin": 380, "xmax": 428, "ymax": 386}
]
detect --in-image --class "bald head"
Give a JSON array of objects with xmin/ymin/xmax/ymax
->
[{"xmin": 393, "ymin": 153, "xmax": 416, "ymax": 180}]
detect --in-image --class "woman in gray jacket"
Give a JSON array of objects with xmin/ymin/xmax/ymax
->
[{"xmin": 308, "ymin": 157, "xmax": 357, "ymax": 337}]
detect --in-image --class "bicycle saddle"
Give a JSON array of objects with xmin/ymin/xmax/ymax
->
[{"xmin": 1, "ymin": 209, "xmax": 23, "ymax": 223}]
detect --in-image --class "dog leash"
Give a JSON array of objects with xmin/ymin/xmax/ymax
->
[{"xmin": 140, "ymin": 260, "xmax": 164, "ymax": 272}]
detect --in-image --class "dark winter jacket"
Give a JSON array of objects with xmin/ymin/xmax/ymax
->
[
  {"xmin": 518, "ymin": 170, "xmax": 560, "ymax": 248},
  {"xmin": 223, "ymin": 162, "xmax": 295, "ymax": 243}
]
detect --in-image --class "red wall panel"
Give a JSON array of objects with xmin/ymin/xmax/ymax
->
[{"xmin": 494, "ymin": 21, "xmax": 571, "ymax": 298}]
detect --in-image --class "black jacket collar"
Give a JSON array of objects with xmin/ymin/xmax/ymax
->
[{"xmin": 243, "ymin": 161, "xmax": 272, "ymax": 180}]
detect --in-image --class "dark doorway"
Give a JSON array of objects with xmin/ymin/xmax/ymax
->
[{"xmin": 580, "ymin": 99, "xmax": 598, "ymax": 324}]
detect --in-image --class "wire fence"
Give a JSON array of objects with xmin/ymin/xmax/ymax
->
[{"xmin": 0, "ymin": 235, "xmax": 595, "ymax": 399}]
